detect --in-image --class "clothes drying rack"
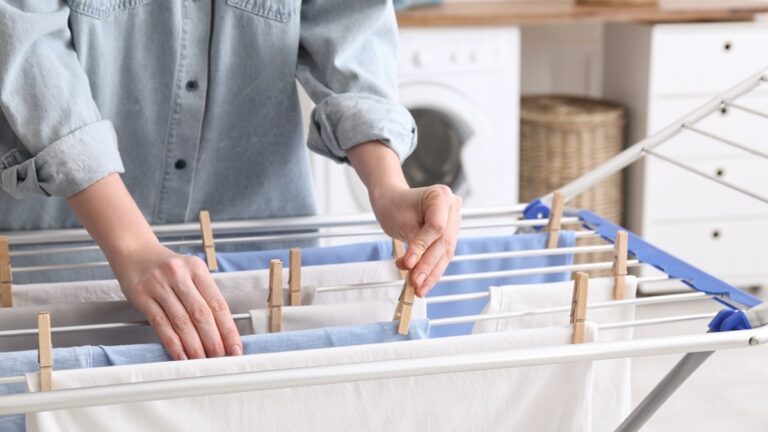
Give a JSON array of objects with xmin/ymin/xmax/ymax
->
[{"xmin": 0, "ymin": 67, "xmax": 767, "ymax": 431}]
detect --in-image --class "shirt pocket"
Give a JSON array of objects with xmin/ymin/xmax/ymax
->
[
  {"xmin": 227, "ymin": 0, "xmax": 301, "ymax": 23},
  {"xmin": 66, "ymin": 0, "xmax": 157, "ymax": 19}
]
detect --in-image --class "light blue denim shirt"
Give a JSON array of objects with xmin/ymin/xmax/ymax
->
[{"xmin": 0, "ymin": 0, "xmax": 416, "ymax": 230}]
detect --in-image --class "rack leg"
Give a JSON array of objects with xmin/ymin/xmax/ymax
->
[{"xmin": 615, "ymin": 351, "xmax": 714, "ymax": 432}]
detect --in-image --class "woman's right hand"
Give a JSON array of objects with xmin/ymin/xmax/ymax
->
[
  {"xmin": 67, "ymin": 173, "xmax": 242, "ymax": 361},
  {"xmin": 113, "ymin": 243, "xmax": 243, "ymax": 360}
]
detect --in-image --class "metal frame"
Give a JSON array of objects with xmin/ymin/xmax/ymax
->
[{"xmin": 0, "ymin": 325, "xmax": 765, "ymax": 417}]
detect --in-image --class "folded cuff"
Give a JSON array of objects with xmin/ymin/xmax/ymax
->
[
  {"xmin": 307, "ymin": 93, "xmax": 417, "ymax": 163},
  {"xmin": 0, "ymin": 120, "xmax": 125, "ymax": 198}
]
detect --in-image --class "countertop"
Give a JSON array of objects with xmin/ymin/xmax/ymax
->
[{"xmin": 396, "ymin": 2, "xmax": 768, "ymax": 26}]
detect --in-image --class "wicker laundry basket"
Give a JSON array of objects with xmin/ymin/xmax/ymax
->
[{"xmin": 519, "ymin": 96, "xmax": 626, "ymax": 273}]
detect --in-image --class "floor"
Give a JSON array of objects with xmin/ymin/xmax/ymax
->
[{"xmin": 629, "ymin": 293, "xmax": 768, "ymax": 431}]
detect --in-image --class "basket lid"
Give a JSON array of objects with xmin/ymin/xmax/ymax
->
[{"xmin": 521, "ymin": 96, "xmax": 625, "ymax": 125}]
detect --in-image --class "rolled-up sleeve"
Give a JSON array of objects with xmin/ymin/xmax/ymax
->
[
  {"xmin": 297, "ymin": 0, "xmax": 417, "ymax": 163},
  {"xmin": 0, "ymin": 1, "xmax": 124, "ymax": 198}
]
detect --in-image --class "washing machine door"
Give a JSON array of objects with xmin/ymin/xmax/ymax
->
[{"xmin": 400, "ymin": 81, "xmax": 497, "ymax": 200}]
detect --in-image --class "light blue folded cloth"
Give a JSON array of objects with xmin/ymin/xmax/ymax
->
[
  {"xmin": 0, "ymin": 320, "xmax": 429, "ymax": 431},
  {"xmin": 208, "ymin": 239, "xmax": 393, "ymax": 272},
  {"xmin": 209, "ymin": 233, "xmax": 576, "ymax": 337}
]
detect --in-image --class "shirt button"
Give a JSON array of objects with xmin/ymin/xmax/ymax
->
[
  {"xmin": 174, "ymin": 159, "xmax": 187, "ymax": 170},
  {"xmin": 185, "ymin": 80, "xmax": 199, "ymax": 91}
]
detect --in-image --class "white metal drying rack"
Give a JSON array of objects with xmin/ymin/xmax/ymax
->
[{"xmin": 0, "ymin": 67, "xmax": 767, "ymax": 431}]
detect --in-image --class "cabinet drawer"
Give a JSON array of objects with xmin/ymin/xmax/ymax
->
[
  {"xmin": 649, "ymin": 95, "xmax": 768, "ymax": 158},
  {"xmin": 643, "ymin": 157, "xmax": 768, "ymax": 221},
  {"xmin": 644, "ymin": 219, "xmax": 768, "ymax": 280},
  {"xmin": 651, "ymin": 23, "xmax": 768, "ymax": 96}
]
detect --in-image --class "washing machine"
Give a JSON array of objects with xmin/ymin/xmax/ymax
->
[{"xmin": 308, "ymin": 27, "xmax": 521, "ymax": 215}]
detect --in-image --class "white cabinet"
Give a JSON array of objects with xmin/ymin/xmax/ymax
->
[{"xmin": 604, "ymin": 22, "xmax": 768, "ymax": 290}]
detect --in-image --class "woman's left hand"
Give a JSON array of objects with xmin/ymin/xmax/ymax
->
[{"xmin": 370, "ymin": 184, "xmax": 462, "ymax": 297}]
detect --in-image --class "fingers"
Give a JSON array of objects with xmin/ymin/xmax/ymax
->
[
  {"xmin": 165, "ymin": 260, "xmax": 227, "ymax": 358},
  {"xmin": 133, "ymin": 296, "xmax": 187, "ymax": 361},
  {"xmin": 153, "ymin": 279, "xmax": 208, "ymax": 359},
  {"xmin": 191, "ymin": 267, "xmax": 243, "ymax": 356},
  {"xmin": 402, "ymin": 185, "xmax": 453, "ymax": 271},
  {"xmin": 410, "ymin": 194, "xmax": 462, "ymax": 297},
  {"xmin": 126, "ymin": 255, "xmax": 241, "ymax": 360}
]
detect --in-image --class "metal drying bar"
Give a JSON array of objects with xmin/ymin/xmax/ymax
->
[
  {"xmin": 528, "ymin": 68, "xmax": 768, "ymax": 210},
  {"xmin": 315, "ymin": 259, "xmax": 641, "ymax": 293},
  {"xmin": 644, "ymin": 149, "xmax": 768, "ymax": 205},
  {"xmin": 1, "ymin": 206, "xmax": 529, "ymax": 246},
  {"xmin": 0, "ymin": 324, "xmax": 765, "ymax": 417},
  {"xmin": 6, "ymin": 216, "xmax": 584, "ymax": 259},
  {"xmin": 0, "ymin": 275, "xmax": 684, "ymax": 338},
  {"xmin": 9, "ymin": 232, "xmax": 602, "ymax": 274}
]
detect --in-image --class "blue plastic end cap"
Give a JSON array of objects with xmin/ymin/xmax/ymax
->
[
  {"xmin": 708, "ymin": 309, "xmax": 752, "ymax": 332},
  {"xmin": 523, "ymin": 199, "xmax": 550, "ymax": 220}
]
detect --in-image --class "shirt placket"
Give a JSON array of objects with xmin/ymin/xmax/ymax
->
[{"xmin": 156, "ymin": 0, "xmax": 212, "ymax": 223}]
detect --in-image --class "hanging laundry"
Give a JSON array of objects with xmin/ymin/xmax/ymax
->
[
  {"xmin": 207, "ymin": 240, "xmax": 393, "ymax": 272},
  {"xmin": 0, "ymin": 289, "xmax": 271, "ymax": 351},
  {"xmin": 208, "ymin": 233, "xmax": 577, "ymax": 337},
  {"xmin": 26, "ymin": 324, "xmax": 595, "ymax": 432},
  {"xmin": 472, "ymin": 276, "xmax": 638, "ymax": 432},
  {"xmin": 428, "ymin": 232, "xmax": 576, "ymax": 337},
  {"xmin": 11, "ymin": 260, "xmax": 401, "ymax": 306},
  {"xmin": 249, "ymin": 298, "xmax": 427, "ymax": 333},
  {"xmin": 1, "ymin": 320, "xmax": 429, "ymax": 432}
]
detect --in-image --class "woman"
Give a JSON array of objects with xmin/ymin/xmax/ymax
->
[{"xmin": 0, "ymin": 1, "xmax": 461, "ymax": 360}]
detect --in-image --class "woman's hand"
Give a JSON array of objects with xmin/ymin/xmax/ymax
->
[
  {"xmin": 68, "ymin": 173, "xmax": 242, "ymax": 361},
  {"xmin": 113, "ymin": 243, "xmax": 242, "ymax": 361},
  {"xmin": 347, "ymin": 142, "xmax": 463, "ymax": 297},
  {"xmin": 370, "ymin": 184, "xmax": 462, "ymax": 297}
]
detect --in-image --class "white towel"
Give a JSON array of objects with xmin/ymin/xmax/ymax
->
[
  {"xmin": 0, "ymin": 290, "xmax": 269, "ymax": 351},
  {"xmin": 472, "ymin": 276, "xmax": 637, "ymax": 432},
  {"xmin": 12, "ymin": 260, "xmax": 401, "ymax": 306},
  {"xmin": 26, "ymin": 324, "xmax": 596, "ymax": 432},
  {"xmin": 249, "ymin": 298, "xmax": 427, "ymax": 333}
]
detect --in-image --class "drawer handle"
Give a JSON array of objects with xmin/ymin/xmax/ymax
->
[
  {"xmin": 712, "ymin": 229, "xmax": 721, "ymax": 240},
  {"xmin": 715, "ymin": 168, "xmax": 725, "ymax": 178},
  {"xmin": 723, "ymin": 41, "xmax": 733, "ymax": 52},
  {"xmin": 720, "ymin": 105, "xmax": 728, "ymax": 116}
]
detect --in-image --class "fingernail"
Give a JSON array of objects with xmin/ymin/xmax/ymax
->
[
  {"xmin": 405, "ymin": 254, "xmax": 418, "ymax": 269},
  {"xmin": 178, "ymin": 352, "xmax": 188, "ymax": 361},
  {"xmin": 415, "ymin": 272, "xmax": 427, "ymax": 287},
  {"xmin": 231, "ymin": 345, "xmax": 243, "ymax": 356}
]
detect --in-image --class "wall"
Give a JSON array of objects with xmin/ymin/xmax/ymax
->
[{"xmin": 520, "ymin": 23, "xmax": 604, "ymax": 98}]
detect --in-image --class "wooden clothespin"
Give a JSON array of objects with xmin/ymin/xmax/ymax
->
[
  {"xmin": 546, "ymin": 191, "xmax": 565, "ymax": 249},
  {"xmin": 391, "ymin": 239, "xmax": 409, "ymax": 321},
  {"xmin": 392, "ymin": 239, "xmax": 409, "ymax": 280},
  {"xmin": 289, "ymin": 248, "xmax": 302, "ymax": 306},
  {"xmin": 612, "ymin": 231, "xmax": 629, "ymax": 300},
  {"xmin": 0, "ymin": 236, "xmax": 12, "ymax": 308},
  {"xmin": 268, "ymin": 259, "xmax": 283, "ymax": 333},
  {"xmin": 198, "ymin": 210, "xmax": 218, "ymax": 272},
  {"xmin": 396, "ymin": 274, "xmax": 416, "ymax": 336},
  {"xmin": 38, "ymin": 312, "xmax": 53, "ymax": 392},
  {"xmin": 570, "ymin": 272, "xmax": 589, "ymax": 344}
]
